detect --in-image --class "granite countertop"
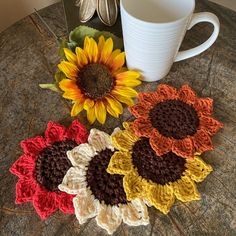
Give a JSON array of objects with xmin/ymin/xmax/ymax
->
[{"xmin": 0, "ymin": 0, "xmax": 236, "ymax": 235}]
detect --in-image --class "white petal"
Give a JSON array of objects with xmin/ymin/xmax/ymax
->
[
  {"xmin": 73, "ymin": 188, "xmax": 99, "ymax": 224},
  {"xmin": 67, "ymin": 143, "xmax": 95, "ymax": 167},
  {"xmin": 122, "ymin": 199, "xmax": 149, "ymax": 226},
  {"xmin": 96, "ymin": 204, "xmax": 122, "ymax": 235},
  {"xmin": 88, "ymin": 129, "xmax": 114, "ymax": 152},
  {"xmin": 111, "ymin": 127, "xmax": 121, "ymax": 136},
  {"xmin": 58, "ymin": 167, "xmax": 86, "ymax": 194}
]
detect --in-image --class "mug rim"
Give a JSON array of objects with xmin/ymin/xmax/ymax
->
[{"xmin": 120, "ymin": 0, "xmax": 195, "ymax": 25}]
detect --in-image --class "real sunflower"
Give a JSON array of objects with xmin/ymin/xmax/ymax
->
[
  {"xmin": 58, "ymin": 36, "xmax": 141, "ymax": 124},
  {"xmin": 129, "ymin": 84, "xmax": 223, "ymax": 159},
  {"xmin": 107, "ymin": 122, "xmax": 213, "ymax": 214}
]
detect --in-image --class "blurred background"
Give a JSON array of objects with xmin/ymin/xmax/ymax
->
[{"xmin": 0, "ymin": 0, "xmax": 235, "ymax": 32}]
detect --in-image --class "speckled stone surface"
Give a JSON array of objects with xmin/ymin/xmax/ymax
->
[{"xmin": 0, "ymin": 0, "xmax": 236, "ymax": 235}]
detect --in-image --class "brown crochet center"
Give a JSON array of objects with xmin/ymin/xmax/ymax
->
[
  {"xmin": 86, "ymin": 148, "xmax": 127, "ymax": 205},
  {"xmin": 77, "ymin": 63, "xmax": 115, "ymax": 99},
  {"xmin": 35, "ymin": 140, "xmax": 77, "ymax": 192},
  {"xmin": 149, "ymin": 100, "xmax": 199, "ymax": 139},
  {"xmin": 132, "ymin": 138, "xmax": 186, "ymax": 185}
]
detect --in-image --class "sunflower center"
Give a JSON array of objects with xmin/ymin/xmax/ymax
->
[
  {"xmin": 149, "ymin": 100, "xmax": 199, "ymax": 139},
  {"xmin": 77, "ymin": 63, "xmax": 114, "ymax": 99},
  {"xmin": 86, "ymin": 148, "xmax": 127, "ymax": 206},
  {"xmin": 35, "ymin": 140, "xmax": 77, "ymax": 192},
  {"xmin": 132, "ymin": 138, "xmax": 186, "ymax": 185}
]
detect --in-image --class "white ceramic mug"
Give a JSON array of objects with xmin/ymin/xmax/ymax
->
[{"xmin": 120, "ymin": 0, "xmax": 220, "ymax": 82}]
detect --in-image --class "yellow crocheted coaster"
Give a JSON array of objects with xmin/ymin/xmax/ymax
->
[{"xmin": 107, "ymin": 122, "xmax": 213, "ymax": 214}]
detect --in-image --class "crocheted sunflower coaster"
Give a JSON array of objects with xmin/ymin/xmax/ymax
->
[
  {"xmin": 9, "ymin": 120, "xmax": 88, "ymax": 220},
  {"xmin": 107, "ymin": 122, "xmax": 213, "ymax": 214},
  {"xmin": 59, "ymin": 129, "xmax": 149, "ymax": 235},
  {"xmin": 129, "ymin": 84, "xmax": 223, "ymax": 159}
]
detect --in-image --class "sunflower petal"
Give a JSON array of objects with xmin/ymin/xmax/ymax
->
[
  {"xmin": 105, "ymin": 96, "xmax": 123, "ymax": 115},
  {"xmin": 110, "ymin": 52, "xmax": 125, "ymax": 72},
  {"xmin": 113, "ymin": 86, "xmax": 138, "ymax": 97},
  {"xmin": 95, "ymin": 100, "xmax": 106, "ymax": 124},
  {"xmin": 112, "ymin": 92, "xmax": 134, "ymax": 106},
  {"xmin": 199, "ymin": 115, "xmax": 223, "ymax": 136},
  {"xmin": 172, "ymin": 137, "xmax": 194, "ymax": 159},
  {"xmin": 75, "ymin": 47, "xmax": 88, "ymax": 68},
  {"xmin": 172, "ymin": 176, "xmax": 201, "ymax": 202},
  {"xmin": 193, "ymin": 129, "xmax": 213, "ymax": 153},
  {"xmin": 58, "ymin": 61, "xmax": 79, "ymax": 80},
  {"xmin": 194, "ymin": 98, "xmax": 213, "ymax": 116},
  {"xmin": 83, "ymin": 98, "xmax": 95, "ymax": 111},
  {"xmin": 98, "ymin": 35, "xmax": 105, "ymax": 54},
  {"xmin": 71, "ymin": 102, "xmax": 84, "ymax": 117},
  {"xmin": 84, "ymin": 37, "xmax": 98, "ymax": 63},
  {"xmin": 64, "ymin": 48, "xmax": 77, "ymax": 64},
  {"xmin": 115, "ymin": 71, "xmax": 141, "ymax": 87},
  {"xmin": 100, "ymin": 37, "xmax": 113, "ymax": 64},
  {"xmin": 62, "ymin": 90, "xmax": 83, "ymax": 100},
  {"xmin": 147, "ymin": 184, "xmax": 175, "ymax": 214},
  {"xmin": 132, "ymin": 118, "xmax": 155, "ymax": 137},
  {"xmin": 105, "ymin": 101, "xmax": 119, "ymax": 118},
  {"xmin": 106, "ymin": 49, "xmax": 121, "ymax": 66},
  {"xmin": 185, "ymin": 156, "xmax": 213, "ymax": 182},
  {"xmin": 178, "ymin": 84, "xmax": 197, "ymax": 105},
  {"xmin": 59, "ymin": 79, "xmax": 78, "ymax": 91},
  {"xmin": 87, "ymin": 106, "xmax": 96, "ymax": 124}
]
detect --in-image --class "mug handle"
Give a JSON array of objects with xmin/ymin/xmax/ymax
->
[{"xmin": 175, "ymin": 12, "xmax": 220, "ymax": 62}]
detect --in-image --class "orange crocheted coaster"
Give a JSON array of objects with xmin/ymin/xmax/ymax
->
[{"xmin": 129, "ymin": 84, "xmax": 223, "ymax": 159}]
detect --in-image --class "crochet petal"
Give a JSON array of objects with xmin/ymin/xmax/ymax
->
[
  {"xmin": 172, "ymin": 176, "xmax": 200, "ymax": 202},
  {"xmin": 10, "ymin": 154, "xmax": 35, "ymax": 178},
  {"xmin": 149, "ymin": 129, "xmax": 173, "ymax": 156},
  {"xmin": 107, "ymin": 151, "xmax": 133, "ymax": 175},
  {"xmin": 193, "ymin": 129, "xmax": 214, "ymax": 153},
  {"xmin": 21, "ymin": 136, "xmax": 46, "ymax": 156},
  {"xmin": 199, "ymin": 115, "xmax": 223, "ymax": 136},
  {"xmin": 138, "ymin": 92, "xmax": 160, "ymax": 106},
  {"xmin": 33, "ymin": 186, "xmax": 58, "ymax": 220},
  {"xmin": 66, "ymin": 120, "xmax": 88, "ymax": 144},
  {"xmin": 45, "ymin": 121, "xmax": 66, "ymax": 144},
  {"xmin": 96, "ymin": 204, "xmax": 122, "ymax": 235},
  {"xmin": 15, "ymin": 178, "xmax": 37, "ymax": 204},
  {"xmin": 147, "ymin": 184, "xmax": 175, "ymax": 214},
  {"xmin": 178, "ymin": 84, "xmax": 197, "ymax": 105},
  {"xmin": 172, "ymin": 138, "xmax": 194, "ymax": 159},
  {"xmin": 88, "ymin": 129, "xmax": 113, "ymax": 152},
  {"xmin": 123, "ymin": 171, "xmax": 148, "ymax": 201},
  {"xmin": 194, "ymin": 98, "xmax": 213, "ymax": 116},
  {"xmin": 185, "ymin": 157, "xmax": 213, "ymax": 182},
  {"xmin": 57, "ymin": 192, "xmax": 75, "ymax": 214},
  {"xmin": 156, "ymin": 84, "xmax": 178, "ymax": 99},
  {"xmin": 67, "ymin": 143, "xmax": 95, "ymax": 168},
  {"xmin": 129, "ymin": 104, "xmax": 151, "ymax": 118},
  {"xmin": 59, "ymin": 167, "xmax": 86, "ymax": 194},
  {"xmin": 122, "ymin": 199, "xmax": 149, "ymax": 226},
  {"xmin": 132, "ymin": 118, "xmax": 155, "ymax": 138},
  {"xmin": 73, "ymin": 188, "xmax": 98, "ymax": 224}
]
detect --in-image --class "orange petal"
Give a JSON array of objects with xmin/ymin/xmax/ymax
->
[
  {"xmin": 149, "ymin": 129, "xmax": 173, "ymax": 156},
  {"xmin": 75, "ymin": 47, "xmax": 88, "ymax": 68},
  {"xmin": 110, "ymin": 52, "xmax": 125, "ymax": 72},
  {"xmin": 194, "ymin": 98, "xmax": 213, "ymax": 116},
  {"xmin": 59, "ymin": 79, "xmax": 78, "ymax": 91},
  {"xmin": 178, "ymin": 84, "xmax": 197, "ymax": 105},
  {"xmin": 172, "ymin": 138, "xmax": 194, "ymax": 159},
  {"xmin": 199, "ymin": 115, "xmax": 223, "ymax": 136},
  {"xmin": 138, "ymin": 92, "xmax": 160, "ymax": 105},
  {"xmin": 58, "ymin": 61, "xmax": 78, "ymax": 80},
  {"xmin": 132, "ymin": 118, "xmax": 155, "ymax": 137},
  {"xmin": 193, "ymin": 129, "xmax": 213, "ymax": 153},
  {"xmin": 129, "ymin": 104, "xmax": 150, "ymax": 118},
  {"xmin": 106, "ymin": 49, "xmax": 121, "ymax": 66},
  {"xmin": 156, "ymin": 84, "xmax": 178, "ymax": 100}
]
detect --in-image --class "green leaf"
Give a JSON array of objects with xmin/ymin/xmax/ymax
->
[
  {"xmin": 54, "ymin": 71, "xmax": 66, "ymax": 83},
  {"xmin": 68, "ymin": 26, "xmax": 123, "ymax": 51},
  {"xmin": 39, "ymin": 84, "xmax": 62, "ymax": 93},
  {"xmin": 58, "ymin": 38, "xmax": 68, "ymax": 59}
]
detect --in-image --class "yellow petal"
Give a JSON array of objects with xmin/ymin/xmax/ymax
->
[
  {"xmin": 83, "ymin": 37, "xmax": 98, "ymax": 63},
  {"xmin": 172, "ymin": 176, "xmax": 201, "ymax": 202},
  {"xmin": 110, "ymin": 52, "xmax": 125, "ymax": 72},
  {"xmin": 87, "ymin": 106, "xmax": 96, "ymax": 124},
  {"xmin": 113, "ymin": 67, "xmax": 128, "ymax": 76},
  {"xmin": 62, "ymin": 90, "xmax": 83, "ymax": 100},
  {"xmin": 105, "ymin": 101, "xmax": 119, "ymax": 118},
  {"xmin": 113, "ymin": 86, "xmax": 138, "ymax": 98},
  {"xmin": 95, "ymin": 100, "xmax": 106, "ymax": 124},
  {"xmin": 105, "ymin": 96, "xmax": 123, "ymax": 115},
  {"xmin": 98, "ymin": 35, "xmax": 105, "ymax": 54},
  {"xmin": 112, "ymin": 125, "xmax": 139, "ymax": 152},
  {"xmin": 185, "ymin": 156, "xmax": 213, "ymax": 182},
  {"xmin": 123, "ymin": 170, "xmax": 149, "ymax": 201},
  {"xmin": 64, "ymin": 48, "xmax": 77, "ymax": 64},
  {"xmin": 58, "ymin": 61, "xmax": 78, "ymax": 80},
  {"xmin": 116, "ymin": 71, "xmax": 140, "ymax": 80},
  {"xmin": 83, "ymin": 98, "xmax": 95, "ymax": 111},
  {"xmin": 59, "ymin": 79, "xmax": 78, "ymax": 91},
  {"xmin": 116, "ymin": 79, "xmax": 141, "ymax": 87},
  {"xmin": 112, "ymin": 92, "xmax": 134, "ymax": 106},
  {"xmin": 147, "ymin": 184, "xmax": 175, "ymax": 214},
  {"xmin": 107, "ymin": 151, "xmax": 133, "ymax": 175},
  {"xmin": 75, "ymin": 47, "xmax": 88, "ymax": 68},
  {"xmin": 71, "ymin": 102, "xmax": 84, "ymax": 117},
  {"xmin": 106, "ymin": 49, "xmax": 121, "ymax": 67},
  {"xmin": 100, "ymin": 38, "xmax": 113, "ymax": 64}
]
